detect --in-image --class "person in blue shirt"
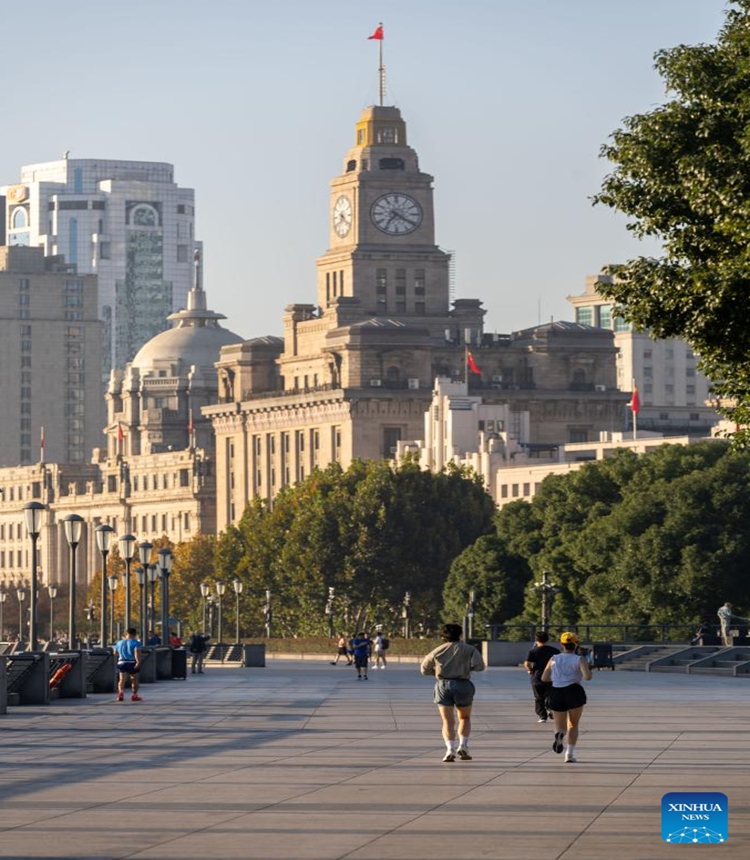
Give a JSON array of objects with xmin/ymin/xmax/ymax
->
[
  {"xmin": 349, "ymin": 632, "xmax": 372, "ymax": 680},
  {"xmin": 113, "ymin": 627, "xmax": 143, "ymax": 702}
]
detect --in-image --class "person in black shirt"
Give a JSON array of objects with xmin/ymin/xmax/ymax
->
[{"xmin": 523, "ymin": 631, "xmax": 559, "ymax": 722}]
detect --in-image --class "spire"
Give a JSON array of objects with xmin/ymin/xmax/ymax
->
[
  {"xmin": 187, "ymin": 248, "xmax": 207, "ymax": 312},
  {"xmin": 168, "ymin": 248, "xmax": 227, "ymax": 329}
]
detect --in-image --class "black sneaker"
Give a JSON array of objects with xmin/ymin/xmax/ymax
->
[
  {"xmin": 363, "ymin": 675, "xmax": 368, "ymax": 680},
  {"xmin": 456, "ymin": 747, "xmax": 472, "ymax": 761},
  {"xmin": 553, "ymin": 731, "xmax": 565, "ymax": 754}
]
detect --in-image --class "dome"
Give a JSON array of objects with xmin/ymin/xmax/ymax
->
[{"xmin": 132, "ymin": 324, "xmax": 243, "ymax": 373}]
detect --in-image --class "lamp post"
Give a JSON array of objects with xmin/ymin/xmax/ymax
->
[
  {"xmin": 325, "ymin": 586, "xmax": 335, "ymax": 638},
  {"xmin": 63, "ymin": 514, "xmax": 84, "ymax": 649},
  {"xmin": 264, "ymin": 589, "xmax": 272, "ymax": 639},
  {"xmin": 137, "ymin": 541, "xmax": 153, "ymax": 640},
  {"xmin": 0, "ymin": 584, "xmax": 6, "ymax": 640},
  {"xmin": 135, "ymin": 567, "xmax": 146, "ymax": 644},
  {"xmin": 147, "ymin": 564, "xmax": 159, "ymax": 641},
  {"xmin": 23, "ymin": 501, "xmax": 45, "ymax": 651},
  {"xmin": 107, "ymin": 573, "xmax": 119, "ymax": 642},
  {"xmin": 232, "ymin": 578, "xmax": 243, "ymax": 644},
  {"xmin": 95, "ymin": 524, "xmax": 115, "ymax": 646},
  {"xmin": 200, "ymin": 582, "xmax": 210, "ymax": 632},
  {"xmin": 17, "ymin": 584, "xmax": 27, "ymax": 643},
  {"xmin": 158, "ymin": 548, "xmax": 173, "ymax": 644},
  {"xmin": 215, "ymin": 581, "xmax": 226, "ymax": 655},
  {"xmin": 402, "ymin": 591, "xmax": 412, "ymax": 639},
  {"xmin": 533, "ymin": 570, "xmax": 559, "ymax": 633},
  {"xmin": 48, "ymin": 583, "xmax": 58, "ymax": 644},
  {"xmin": 464, "ymin": 589, "xmax": 476, "ymax": 642},
  {"xmin": 206, "ymin": 595, "xmax": 216, "ymax": 639},
  {"xmin": 118, "ymin": 534, "xmax": 137, "ymax": 632}
]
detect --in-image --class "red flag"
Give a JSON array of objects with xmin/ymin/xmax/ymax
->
[
  {"xmin": 630, "ymin": 385, "xmax": 641, "ymax": 415},
  {"xmin": 117, "ymin": 422, "xmax": 124, "ymax": 444},
  {"xmin": 467, "ymin": 350, "xmax": 482, "ymax": 375},
  {"xmin": 40, "ymin": 426, "xmax": 45, "ymax": 460},
  {"xmin": 368, "ymin": 25, "xmax": 384, "ymax": 40}
]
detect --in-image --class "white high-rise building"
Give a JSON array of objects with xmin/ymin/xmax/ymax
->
[{"xmin": 1, "ymin": 157, "xmax": 200, "ymax": 375}]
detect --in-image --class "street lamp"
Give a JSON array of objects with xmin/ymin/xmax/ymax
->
[
  {"xmin": 135, "ymin": 566, "xmax": 146, "ymax": 644},
  {"xmin": 325, "ymin": 586, "xmax": 335, "ymax": 638},
  {"xmin": 157, "ymin": 548, "xmax": 173, "ymax": 644},
  {"xmin": 107, "ymin": 573, "xmax": 119, "ymax": 642},
  {"xmin": 23, "ymin": 501, "xmax": 45, "ymax": 651},
  {"xmin": 200, "ymin": 582, "xmax": 210, "ymax": 632},
  {"xmin": 232, "ymin": 578, "xmax": 243, "ymax": 644},
  {"xmin": 402, "ymin": 591, "xmax": 412, "ymax": 639},
  {"xmin": 215, "ymin": 581, "xmax": 226, "ymax": 653},
  {"xmin": 264, "ymin": 589, "xmax": 272, "ymax": 639},
  {"xmin": 17, "ymin": 584, "xmax": 27, "ymax": 643},
  {"xmin": 138, "ymin": 541, "xmax": 153, "ymax": 641},
  {"xmin": 464, "ymin": 589, "xmax": 476, "ymax": 641},
  {"xmin": 95, "ymin": 524, "xmax": 115, "ymax": 646},
  {"xmin": 147, "ymin": 564, "xmax": 159, "ymax": 641},
  {"xmin": 118, "ymin": 534, "xmax": 137, "ymax": 631},
  {"xmin": 533, "ymin": 570, "xmax": 559, "ymax": 632},
  {"xmin": 0, "ymin": 584, "xmax": 6, "ymax": 640},
  {"xmin": 48, "ymin": 583, "xmax": 58, "ymax": 644},
  {"xmin": 63, "ymin": 514, "xmax": 84, "ymax": 649}
]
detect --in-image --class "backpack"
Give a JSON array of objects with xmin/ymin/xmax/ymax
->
[{"xmin": 380, "ymin": 637, "xmax": 389, "ymax": 650}]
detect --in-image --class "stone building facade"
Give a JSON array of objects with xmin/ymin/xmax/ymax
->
[{"xmin": 205, "ymin": 104, "xmax": 629, "ymax": 530}]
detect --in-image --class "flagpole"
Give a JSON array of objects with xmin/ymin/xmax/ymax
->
[
  {"xmin": 378, "ymin": 23, "xmax": 384, "ymax": 105},
  {"xmin": 464, "ymin": 344, "xmax": 468, "ymax": 385}
]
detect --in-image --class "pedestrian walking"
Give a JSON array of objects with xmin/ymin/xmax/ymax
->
[
  {"xmin": 420, "ymin": 623, "xmax": 485, "ymax": 762},
  {"xmin": 113, "ymin": 627, "xmax": 144, "ymax": 702},
  {"xmin": 717, "ymin": 602, "xmax": 737, "ymax": 646},
  {"xmin": 373, "ymin": 631, "xmax": 389, "ymax": 669},
  {"xmin": 523, "ymin": 631, "xmax": 559, "ymax": 722},
  {"xmin": 349, "ymin": 632, "xmax": 372, "ymax": 680},
  {"xmin": 188, "ymin": 630, "xmax": 210, "ymax": 673},
  {"xmin": 541, "ymin": 631, "xmax": 592, "ymax": 763},
  {"xmin": 330, "ymin": 633, "xmax": 352, "ymax": 665}
]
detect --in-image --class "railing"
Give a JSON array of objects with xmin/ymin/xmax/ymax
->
[{"xmin": 485, "ymin": 622, "xmax": 702, "ymax": 644}]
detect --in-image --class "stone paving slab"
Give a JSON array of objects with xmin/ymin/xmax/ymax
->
[{"xmin": 0, "ymin": 662, "xmax": 748, "ymax": 858}]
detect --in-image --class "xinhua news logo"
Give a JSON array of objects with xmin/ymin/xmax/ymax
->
[{"xmin": 662, "ymin": 792, "xmax": 728, "ymax": 844}]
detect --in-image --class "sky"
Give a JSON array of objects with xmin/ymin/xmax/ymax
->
[{"xmin": 1, "ymin": 0, "xmax": 731, "ymax": 340}]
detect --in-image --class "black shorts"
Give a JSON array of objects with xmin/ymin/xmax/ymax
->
[
  {"xmin": 354, "ymin": 655, "xmax": 368, "ymax": 669},
  {"xmin": 549, "ymin": 683, "xmax": 587, "ymax": 711},
  {"xmin": 117, "ymin": 661, "xmax": 140, "ymax": 675},
  {"xmin": 337, "ymin": 647, "xmax": 348, "ymax": 655}
]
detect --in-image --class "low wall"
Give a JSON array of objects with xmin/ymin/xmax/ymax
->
[{"xmin": 482, "ymin": 641, "xmax": 530, "ymax": 667}]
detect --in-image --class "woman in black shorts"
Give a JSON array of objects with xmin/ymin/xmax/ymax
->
[{"xmin": 541, "ymin": 631, "xmax": 592, "ymax": 763}]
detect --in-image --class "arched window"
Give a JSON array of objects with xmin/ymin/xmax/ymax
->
[
  {"xmin": 386, "ymin": 365, "xmax": 400, "ymax": 383},
  {"xmin": 11, "ymin": 208, "xmax": 28, "ymax": 229}
]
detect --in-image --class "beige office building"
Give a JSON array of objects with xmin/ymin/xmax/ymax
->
[
  {"xmin": 567, "ymin": 274, "xmax": 718, "ymax": 434},
  {"xmin": 206, "ymin": 104, "xmax": 629, "ymax": 529},
  {"xmin": 0, "ymin": 246, "xmax": 103, "ymax": 467}
]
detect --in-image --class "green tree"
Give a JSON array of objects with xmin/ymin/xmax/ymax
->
[
  {"xmin": 442, "ymin": 534, "xmax": 529, "ymax": 632},
  {"xmin": 593, "ymin": 1, "xmax": 750, "ymax": 437},
  {"xmin": 170, "ymin": 534, "xmax": 216, "ymax": 629}
]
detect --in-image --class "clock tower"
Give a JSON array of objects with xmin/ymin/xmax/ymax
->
[{"xmin": 317, "ymin": 105, "xmax": 451, "ymax": 326}]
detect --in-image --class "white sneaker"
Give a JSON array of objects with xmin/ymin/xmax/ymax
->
[
  {"xmin": 456, "ymin": 747, "xmax": 472, "ymax": 761},
  {"xmin": 564, "ymin": 750, "xmax": 577, "ymax": 763},
  {"xmin": 442, "ymin": 751, "xmax": 456, "ymax": 762}
]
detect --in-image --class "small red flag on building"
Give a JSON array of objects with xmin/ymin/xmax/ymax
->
[
  {"xmin": 368, "ymin": 25, "xmax": 384, "ymax": 40},
  {"xmin": 467, "ymin": 350, "xmax": 482, "ymax": 375},
  {"xmin": 117, "ymin": 422, "xmax": 125, "ymax": 443},
  {"xmin": 630, "ymin": 384, "xmax": 641, "ymax": 415}
]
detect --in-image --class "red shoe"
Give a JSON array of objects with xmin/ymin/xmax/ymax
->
[
  {"xmin": 131, "ymin": 694, "xmax": 143, "ymax": 702},
  {"xmin": 116, "ymin": 692, "xmax": 124, "ymax": 701}
]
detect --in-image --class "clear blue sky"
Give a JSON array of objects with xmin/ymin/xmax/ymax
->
[{"xmin": 1, "ymin": 0, "xmax": 730, "ymax": 339}]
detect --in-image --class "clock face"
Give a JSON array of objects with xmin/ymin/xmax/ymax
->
[
  {"xmin": 371, "ymin": 193, "xmax": 423, "ymax": 235},
  {"xmin": 332, "ymin": 195, "xmax": 352, "ymax": 238}
]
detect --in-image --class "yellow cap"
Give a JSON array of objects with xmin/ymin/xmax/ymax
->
[{"xmin": 560, "ymin": 631, "xmax": 579, "ymax": 645}]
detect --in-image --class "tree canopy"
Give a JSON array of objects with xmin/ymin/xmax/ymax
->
[{"xmin": 593, "ymin": 1, "xmax": 750, "ymax": 437}]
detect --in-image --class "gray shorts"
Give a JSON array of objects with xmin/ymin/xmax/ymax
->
[{"xmin": 434, "ymin": 678, "xmax": 475, "ymax": 708}]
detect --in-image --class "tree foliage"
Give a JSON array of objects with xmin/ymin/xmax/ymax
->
[
  {"xmin": 593, "ymin": 1, "xmax": 750, "ymax": 438},
  {"xmin": 222, "ymin": 460, "xmax": 495, "ymax": 636},
  {"xmin": 496, "ymin": 441, "xmax": 750, "ymax": 628}
]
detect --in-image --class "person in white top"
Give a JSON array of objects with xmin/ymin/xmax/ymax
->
[{"xmin": 541, "ymin": 631, "xmax": 592, "ymax": 763}]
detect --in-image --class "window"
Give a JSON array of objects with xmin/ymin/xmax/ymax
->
[
  {"xmin": 660, "ymin": 412, "xmax": 669, "ymax": 420},
  {"xmin": 346, "ymin": 159, "xmax": 357, "ymax": 172},
  {"xmin": 379, "ymin": 157, "xmax": 404, "ymax": 170},
  {"xmin": 575, "ymin": 307, "xmax": 593, "ymax": 326},
  {"xmin": 665, "ymin": 348, "xmax": 674, "ymax": 359},
  {"xmin": 376, "ymin": 269, "xmax": 387, "ymax": 293},
  {"xmin": 643, "ymin": 349, "xmax": 652, "ymax": 359},
  {"xmin": 64, "ymin": 294, "xmax": 83, "ymax": 307},
  {"xmin": 11, "ymin": 208, "xmax": 28, "ymax": 229},
  {"xmin": 501, "ymin": 485, "xmax": 508, "ymax": 499},
  {"xmin": 395, "ymin": 269, "xmax": 406, "ymax": 295},
  {"xmin": 18, "ymin": 279, "xmax": 29, "ymax": 291},
  {"xmin": 690, "ymin": 412, "xmax": 700, "ymax": 421},
  {"xmin": 686, "ymin": 385, "xmax": 696, "ymax": 395},
  {"xmin": 382, "ymin": 427, "xmax": 402, "ymax": 458},
  {"xmin": 376, "ymin": 127, "xmax": 397, "ymax": 144},
  {"xmin": 614, "ymin": 316, "xmax": 630, "ymax": 332},
  {"xmin": 100, "ymin": 243, "xmax": 111, "ymax": 259},
  {"xmin": 177, "ymin": 245, "xmax": 188, "ymax": 262},
  {"xmin": 414, "ymin": 269, "xmax": 425, "ymax": 295},
  {"xmin": 59, "ymin": 201, "xmax": 88, "ymax": 210},
  {"xmin": 643, "ymin": 367, "xmax": 653, "ymax": 378},
  {"xmin": 357, "ymin": 129, "xmax": 365, "ymax": 145},
  {"xmin": 18, "ymin": 294, "xmax": 29, "ymax": 306},
  {"xmin": 686, "ymin": 368, "xmax": 696, "ymax": 377},
  {"xmin": 598, "ymin": 305, "xmax": 612, "ymax": 330},
  {"xmin": 177, "ymin": 204, "xmax": 186, "ymax": 214},
  {"xmin": 569, "ymin": 428, "xmax": 589, "ymax": 443}
]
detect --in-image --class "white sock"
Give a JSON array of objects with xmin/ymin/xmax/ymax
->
[
  {"xmin": 566, "ymin": 744, "xmax": 575, "ymax": 754},
  {"xmin": 446, "ymin": 739, "xmax": 458, "ymax": 752},
  {"xmin": 458, "ymin": 735, "xmax": 469, "ymax": 749}
]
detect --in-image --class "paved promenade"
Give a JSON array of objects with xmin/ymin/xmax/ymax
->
[{"xmin": 1, "ymin": 660, "xmax": 749, "ymax": 859}]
